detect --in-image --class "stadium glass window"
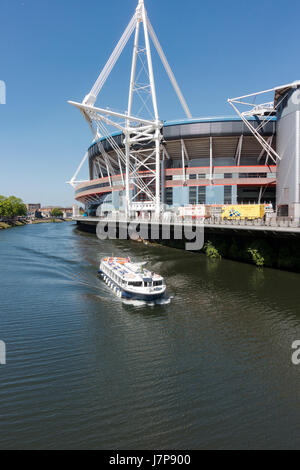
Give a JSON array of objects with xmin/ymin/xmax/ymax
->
[
  {"xmin": 189, "ymin": 174, "xmax": 196, "ymax": 180},
  {"xmin": 224, "ymin": 186, "xmax": 232, "ymax": 204},
  {"xmin": 239, "ymin": 173, "xmax": 267, "ymax": 179},
  {"xmin": 189, "ymin": 187, "xmax": 197, "ymax": 204},
  {"xmin": 241, "ymin": 189, "xmax": 259, "ymax": 194},
  {"xmin": 198, "ymin": 187, "xmax": 206, "ymax": 204},
  {"xmin": 165, "ymin": 188, "xmax": 173, "ymax": 206},
  {"xmin": 224, "ymin": 173, "xmax": 232, "ymax": 179},
  {"xmin": 198, "ymin": 174, "xmax": 206, "ymax": 179}
]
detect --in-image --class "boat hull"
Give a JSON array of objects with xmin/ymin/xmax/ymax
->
[
  {"xmin": 121, "ymin": 290, "xmax": 165, "ymax": 301},
  {"xmin": 98, "ymin": 270, "xmax": 165, "ymax": 301}
]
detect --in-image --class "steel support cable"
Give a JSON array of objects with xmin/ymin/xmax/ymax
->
[
  {"xmin": 135, "ymin": 88, "xmax": 154, "ymax": 119},
  {"xmin": 229, "ymin": 102, "xmax": 278, "ymax": 163},
  {"xmin": 258, "ymin": 93, "xmax": 288, "ymax": 128},
  {"xmin": 96, "ymin": 126, "xmax": 126, "ymax": 182},
  {"xmin": 97, "ymin": 120, "xmax": 141, "ymax": 176},
  {"xmin": 93, "ymin": 125, "xmax": 117, "ymax": 176},
  {"xmin": 90, "ymin": 15, "xmax": 137, "ymax": 99},
  {"xmin": 254, "ymin": 92, "xmax": 289, "ymax": 133},
  {"xmin": 95, "ymin": 121, "xmax": 149, "ymax": 196},
  {"xmin": 97, "ymin": 121, "xmax": 127, "ymax": 168},
  {"xmin": 96, "ymin": 141, "xmax": 116, "ymax": 176},
  {"xmin": 147, "ymin": 17, "xmax": 192, "ymax": 119}
]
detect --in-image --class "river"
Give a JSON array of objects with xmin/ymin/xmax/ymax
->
[{"xmin": 0, "ymin": 222, "xmax": 300, "ymax": 449}]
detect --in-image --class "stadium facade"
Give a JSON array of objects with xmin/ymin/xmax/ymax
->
[
  {"xmin": 70, "ymin": 0, "xmax": 300, "ymax": 220},
  {"xmin": 75, "ymin": 116, "xmax": 278, "ymax": 215}
]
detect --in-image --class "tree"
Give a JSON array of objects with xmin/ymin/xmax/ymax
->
[
  {"xmin": 50, "ymin": 208, "xmax": 63, "ymax": 218},
  {"xmin": 0, "ymin": 196, "xmax": 27, "ymax": 219},
  {"xmin": 0, "ymin": 196, "xmax": 6, "ymax": 218}
]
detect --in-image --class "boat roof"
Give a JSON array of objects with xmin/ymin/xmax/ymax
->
[{"xmin": 102, "ymin": 258, "xmax": 163, "ymax": 281}]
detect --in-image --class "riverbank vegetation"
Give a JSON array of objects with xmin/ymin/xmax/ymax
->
[
  {"xmin": 0, "ymin": 196, "xmax": 69, "ymax": 230},
  {"xmin": 203, "ymin": 234, "xmax": 300, "ymax": 271},
  {"xmin": 0, "ymin": 219, "xmax": 66, "ymax": 230},
  {"xmin": 50, "ymin": 208, "xmax": 63, "ymax": 218},
  {"xmin": 204, "ymin": 241, "xmax": 222, "ymax": 259},
  {"xmin": 0, "ymin": 196, "xmax": 27, "ymax": 219},
  {"xmin": 0, "ymin": 195, "xmax": 27, "ymax": 230}
]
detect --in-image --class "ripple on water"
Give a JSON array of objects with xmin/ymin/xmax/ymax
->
[{"xmin": 1, "ymin": 223, "xmax": 300, "ymax": 449}]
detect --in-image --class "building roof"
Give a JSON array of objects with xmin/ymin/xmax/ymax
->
[{"xmin": 88, "ymin": 115, "xmax": 276, "ymax": 151}]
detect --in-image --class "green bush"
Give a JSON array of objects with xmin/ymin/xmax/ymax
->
[
  {"xmin": 0, "ymin": 196, "xmax": 27, "ymax": 219},
  {"xmin": 205, "ymin": 240, "xmax": 222, "ymax": 259},
  {"xmin": 247, "ymin": 247, "xmax": 264, "ymax": 268},
  {"xmin": 50, "ymin": 208, "xmax": 63, "ymax": 218}
]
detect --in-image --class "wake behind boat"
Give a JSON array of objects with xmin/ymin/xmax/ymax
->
[{"xmin": 98, "ymin": 257, "xmax": 166, "ymax": 301}]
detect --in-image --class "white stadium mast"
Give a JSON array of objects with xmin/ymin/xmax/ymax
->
[{"xmin": 68, "ymin": 0, "xmax": 192, "ymax": 216}]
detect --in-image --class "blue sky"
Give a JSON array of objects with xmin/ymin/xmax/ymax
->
[{"xmin": 1, "ymin": 0, "xmax": 300, "ymax": 206}]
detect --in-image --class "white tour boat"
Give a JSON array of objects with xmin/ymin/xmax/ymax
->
[{"xmin": 98, "ymin": 257, "xmax": 166, "ymax": 301}]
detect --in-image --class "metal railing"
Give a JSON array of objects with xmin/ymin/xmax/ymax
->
[
  {"xmin": 74, "ymin": 213, "xmax": 300, "ymax": 229},
  {"xmin": 204, "ymin": 217, "xmax": 300, "ymax": 229}
]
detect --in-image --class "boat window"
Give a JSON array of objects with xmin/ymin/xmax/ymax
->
[
  {"xmin": 128, "ymin": 282, "xmax": 143, "ymax": 287},
  {"xmin": 153, "ymin": 280, "xmax": 163, "ymax": 286}
]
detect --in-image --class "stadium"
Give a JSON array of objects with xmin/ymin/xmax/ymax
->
[
  {"xmin": 70, "ymin": 0, "xmax": 300, "ymax": 221},
  {"xmin": 74, "ymin": 116, "xmax": 277, "ymax": 214}
]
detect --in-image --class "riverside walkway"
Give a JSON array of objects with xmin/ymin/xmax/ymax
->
[{"xmin": 73, "ymin": 215, "xmax": 300, "ymax": 238}]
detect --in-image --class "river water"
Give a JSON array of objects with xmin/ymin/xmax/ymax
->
[{"xmin": 0, "ymin": 222, "xmax": 300, "ymax": 449}]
